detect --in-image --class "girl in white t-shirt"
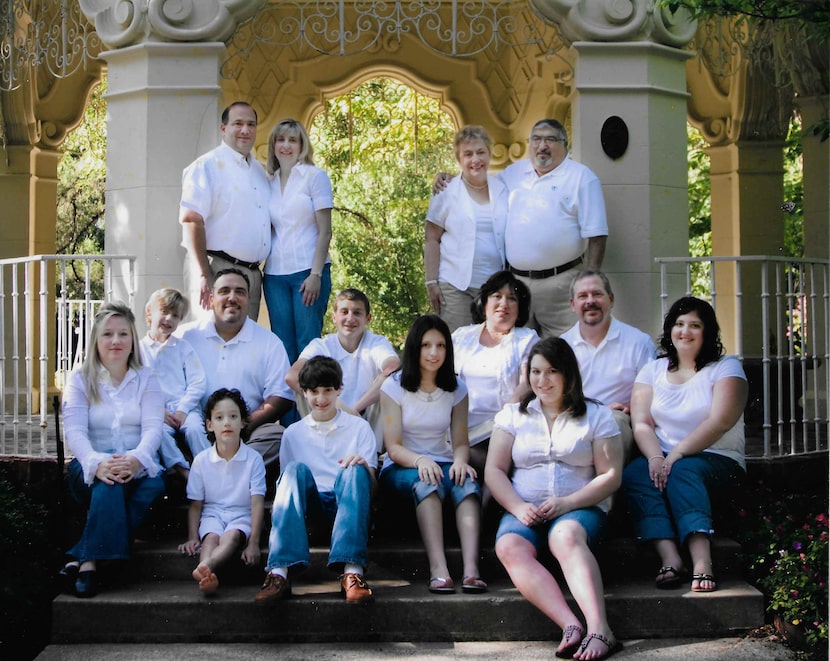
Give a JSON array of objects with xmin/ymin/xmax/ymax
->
[
  {"xmin": 179, "ymin": 388, "xmax": 266, "ymax": 594},
  {"xmin": 379, "ymin": 315, "xmax": 486, "ymax": 594},
  {"xmin": 622, "ymin": 297, "xmax": 748, "ymax": 595}
]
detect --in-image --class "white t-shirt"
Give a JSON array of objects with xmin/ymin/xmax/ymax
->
[
  {"xmin": 179, "ymin": 142, "xmax": 271, "ymax": 263},
  {"xmin": 501, "ymin": 157, "xmax": 608, "ymax": 270},
  {"xmin": 452, "ymin": 324, "xmax": 539, "ymax": 444},
  {"xmin": 381, "ymin": 372, "xmax": 468, "ymax": 463},
  {"xmin": 187, "ymin": 442, "xmax": 266, "ymax": 524},
  {"xmin": 279, "ymin": 410, "xmax": 378, "ymax": 493},
  {"xmin": 264, "ymin": 163, "xmax": 333, "ymax": 276},
  {"xmin": 298, "ymin": 331, "xmax": 398, "ymax": 408},
  {"xmin": 635, "ymin": 356, "xmax": 747, "ymax": 469},
  {"xmin": 494, "ymin": 399, "xmax": 619, "ymax": 512},
  {"xmin": 180, "ymin": 317, "xmax": 295, "ymax": 412},
  {"xmin": 426, "ymin": 174, "xmax": 508, "ymax": 290},
  {"xmin": 139, "ymin": 334, "xmax": 206, "ymax": 415},
  {"xmin": 561, "ymin": 317, "xmax": 656, "ymax": 406}
]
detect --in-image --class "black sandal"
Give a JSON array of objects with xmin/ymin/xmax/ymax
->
[
  {"xmin": 555, "ymin": 623, "xmax": 585, "ymax": 658},
  {"xmin": 655, "ymin": 565, "xmax": 687, "ymax": 589}
]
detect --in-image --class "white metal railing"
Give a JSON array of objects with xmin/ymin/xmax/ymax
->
[
  {"xmin": 0, "ymin": 254, "xmax": 136, "ymax": 457},
  {"xmin": 657, "ymin": 255, "xmax": 829, "ymax": 460}
]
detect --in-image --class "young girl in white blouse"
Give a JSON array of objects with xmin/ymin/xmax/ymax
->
[{"xmin": 379, "ymin": 314, "xmax": 486, "ymax": 594}]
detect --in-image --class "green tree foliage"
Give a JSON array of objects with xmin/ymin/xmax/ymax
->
[
  {"xmin": 56, "ymin": 80, "xmax": 107, "ymax": 300},
  {"xmin": 311, "ymin": 79, "xmax": 457, "ymax": 347}
]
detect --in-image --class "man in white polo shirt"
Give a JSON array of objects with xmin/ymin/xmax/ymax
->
[
  {"xmin": 561, "ymin": 270, "xmax": 656, "ymax": 460},
  {"xmin": 502, "ymin": 119, "xmax": 608, "ymax": 338},
  {"xmin": 180, "ymin": 101, "xmax": 271, "ymax": 321},
  {"xmin": 180, "ymin": 268, "xmax": 294, "ymax": 468}
]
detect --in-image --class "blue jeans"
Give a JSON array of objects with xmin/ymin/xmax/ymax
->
[
  {"xmin": 379, "ymin": 462, "xmax": 480, "ymax": 506},
  {"xmin": 263, "ymin": 264, "xmax": 332, "ymax": 364},
  {"xmin": 266, "ymin": 461, "xmax": 372, "ymax": 572},
  {"xmin": 622, "ymin": 452, "xmax": 744, "ymax": 543},
  {"xmin": 65, "ymin": 458, "xmax": 166, "ymax": 562},
  {"xmin": 495, "ymin": 507, "xmax": 607, "ymax": 551}
]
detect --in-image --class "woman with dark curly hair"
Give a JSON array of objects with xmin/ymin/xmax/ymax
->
[{"xmin": 622, "ymin": 296, "xmax": 748, "ymax": 593}]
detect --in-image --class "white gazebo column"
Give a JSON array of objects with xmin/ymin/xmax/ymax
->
[
  {"xmin": 100, "ymin": 42, "xmax": 225, "ymax": 325},
  {"xmin": 571, "ymin": 41, "xmax": 693, "ymax": 336},
  {"xmin": 527, "ymin": 1, "xmax": 697, "ymax": 336}
]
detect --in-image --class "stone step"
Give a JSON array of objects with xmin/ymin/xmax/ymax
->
[{"xmin": 51, "ymin": 572, "xmax": 762, "ymax": 644}]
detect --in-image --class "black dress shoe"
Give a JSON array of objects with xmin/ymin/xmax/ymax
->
[
  {"xmin": 59, "ymin": 563, "xmax": 80, "ymax": 593},
  {"xmin": 75, "ymin": 570, "xmax": 97, "ymax": 598}
]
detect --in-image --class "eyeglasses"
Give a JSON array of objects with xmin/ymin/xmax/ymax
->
[{"xmin": 529, "ymin": 135, "xmax": 565, "ymax": 146}]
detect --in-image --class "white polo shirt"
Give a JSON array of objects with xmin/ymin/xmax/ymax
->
[
  {"xmin": 180, "ymin": 317, "xmax": 295, "ymax": 412},
  {"xmin": 298, "ymin": 331, "xmax": 398, "ymax": 409},
  {"xmin": 279, "ymin": 410, "xmax": 378, "ymax": 493},
  {"xmin": 139, "ymin": 334, "xmax": 206, "ymax": 415},
  {"xmin": 179, "ymin": 142, "xmax": 271, "ymax": 263},
  {"xmin": 561, "ymin": 317, "xmax": 656, "ymax": 407},
  {"xmin": 264, "ymin": 163, "xmax": 333, "ymax": 276},
  {"xmin": 501, "ymin": 157, "xmax": 608, "ymax": 271},
  {"xmin": 187, "ymin": 442, "xmax": 266, "ymax": 522}
]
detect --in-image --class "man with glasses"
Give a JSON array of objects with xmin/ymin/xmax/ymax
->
[{"xmin": 501, "ymin": 119, "xmax": 608, "ymax": 338}]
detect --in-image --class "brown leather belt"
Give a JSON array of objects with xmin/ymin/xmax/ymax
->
[
  {"xmin": 206, "ymin": 250, "xmax": 261, "ymax": 271},
  {"xmin": 509, "ymin": 256, "xmax": 583, "ymax": 280}
]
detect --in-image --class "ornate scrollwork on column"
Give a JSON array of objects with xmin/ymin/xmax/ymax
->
[
  {"xmin": 529, "ymin": 0, "xmax": 696, "ymax": 47},
  {"xmin": 79, "ymin": 0, "xmax": 266, "ymax": 48}
]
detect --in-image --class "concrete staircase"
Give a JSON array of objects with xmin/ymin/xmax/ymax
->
[{"xmin": 50, "ymin": 489, "xmax": 764, "ymax": 645}]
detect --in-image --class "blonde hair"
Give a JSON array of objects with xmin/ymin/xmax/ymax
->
[
  {"xmin": 144, "ymin": 288, "xmax": 189, "ymax": 323},
  {"xmin": 453, "ymin": 125, "xmax": 492, "ymax": 162},
  {"xmin": 266, "ymin": 119, "xmax": 314, "ymax": 174},
  {"xmin": 81, "ymin": 302, "xmax": 143, "ymax": 403}
]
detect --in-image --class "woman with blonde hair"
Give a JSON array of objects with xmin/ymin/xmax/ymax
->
[
  {"xmin": 263, "ymin": 118, "xmax": 333, "ymax": 364},
  {"xmin": 59, "ymin": 302, "xmax": 165, "ymax": 598}
]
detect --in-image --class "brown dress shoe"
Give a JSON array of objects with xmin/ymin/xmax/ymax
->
[
  {"xmin": 255, "ymin": 572, "xmax": 291, "ymax": 605},
  {"xmin": 340, "ymin": 572, "xmax": 374, "ymax": 604}
]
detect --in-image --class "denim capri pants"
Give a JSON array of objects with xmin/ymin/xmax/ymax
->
[
  {"xmin": 496, "ymin": 506, "xmax": 607, "ymax": 552},
  {"xmin": 379, "ymin": 461, "xmax": 480, "ymax": 507}
]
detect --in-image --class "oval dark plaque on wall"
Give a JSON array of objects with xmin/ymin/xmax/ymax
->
[{"xmin": 601, "ymin": 116, "xmax": 628, "ymax": 160}]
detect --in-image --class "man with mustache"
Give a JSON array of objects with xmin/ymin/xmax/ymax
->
[
  {"xmin": 501, "ymin": 119, "xmax": 608, "ymax": 338},
  {"xmin": 561, "ymin": 270, "xmax": 656, "ymax": 460},
  {"xmin": 180, "ymin": 268, "xmax": 294, "ymax": 468}
]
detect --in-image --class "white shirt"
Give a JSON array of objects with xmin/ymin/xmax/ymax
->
[
  {"xmin": 180, "ymin": 317, "xmax": 295, "ymax": 412},
  {"xmin": 279, "ymin": 410, "xmax": 378, "ymax": 492},
  {"xmin": 501, "ymin": 157, "xmax": 608, "ymax": 270},
  {"xmin": 494, "ymin": 399, "xmax": 619, "ymax": 512},
  {"xmin": 139, "ymin": 334, "xmax": 206, "ymax": 415},
  {"xmin": 381, "ymin": 372, "xmax": 468, "ymax": 464},
  {"xmin": 635, "ymin": 356, "xmax": 747, "ymax": 469},
  {"xmin": 452, "ymin": 324, "xmax": 539, "ymax": 443},
  {"xmin": 179, "ymin": 142, "xmax": 271, "ymax": 263},
  {"xmin": 426, "ymin": 174, "xmax": 508, "ymax": 290},
  {"xmin": 62, "ymin": 367, "xmax": 164, "ymax": 484},
  {"xmin": 298, "ymin": 331, "xmax": 398, "ymax": 409},
  {"xmin": 561, "ymin": 317, "xmax": 656, "ymax": 406},
  {"xmin": 264, "ymin": 163, "xmax": 333, "ymax": 275},
  {"xmin": 187, "ymin": 443, "xmax": 266, "ymax": 523}
]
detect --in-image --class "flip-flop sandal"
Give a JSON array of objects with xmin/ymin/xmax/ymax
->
[
  {"xmin": 577, "ymin": 632, "xmax": 623, "ymax": 661},
  {"xmin": 655, "ymin": 565, "xmax": 688, "ymax": 589},
  {"xmin": 555, "ymin": 623, "xmax": 585, "ymax": 658},
  {"xmin": 428, "ymin": 576, "xmax": 455, "ymax": 593},
  {"xmin": 461, "ymin": 576, "xmax": 488, "ymax": 593},
  {"xmin": 691, "ymin": 573, "xmax": 717, "ymax": 592}
]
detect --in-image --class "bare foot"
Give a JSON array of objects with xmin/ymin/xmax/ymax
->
[{"xmin": 192, "ymin": 564, "xmax": 219, "ymax": 594}]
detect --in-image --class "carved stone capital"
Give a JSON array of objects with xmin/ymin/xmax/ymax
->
[
  {"xmin": 79, "ymin": 0, "xmax": 266, "ymax": 49},
  {"xmin": 529, "ymin": 0, "xmax": 696, "ymax": 48}
]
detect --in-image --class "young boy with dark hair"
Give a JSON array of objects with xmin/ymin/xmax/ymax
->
[
  {"xmin": 139, "ymin": 288, "xmax": 207, "ymax": 478},
  {"xmin": 256, "ymin": 356, "xmax": 378, "ymax": 605},
  {"xmin": 286, "ymin": 288, "xmax": 399, "ymax": 451}
]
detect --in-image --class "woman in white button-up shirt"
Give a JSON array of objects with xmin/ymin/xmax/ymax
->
[
  {"xmin": 485, "ymin": 337, "xmax": 622, "ymax": 660},
  {"xmin": 263, "ymin": 119, "xmax": 333, "ymax": 364},
  {"xmin": 60, "ymin": 303, "xmax": 165, "ymax": 598}
]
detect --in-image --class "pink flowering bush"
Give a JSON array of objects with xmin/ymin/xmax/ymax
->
[{"xmin": 739, "ymin": 486, "xmax": 828, "ymax": 651}]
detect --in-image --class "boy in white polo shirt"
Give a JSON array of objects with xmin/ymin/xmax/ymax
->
[
  {"xmin": 179, "ymin": 388, "xmax": 266, "ymax": 594},
  {"xmin": 256, "ymin": 356, "xmax": 377, "ymax": 605},
  {"xmin": 139, "ymin": 288, "xmax": 207, "ymax": 479},
  {"xmin": 286, "ymin": 288, "xmax": 400, "ymax": 450}
]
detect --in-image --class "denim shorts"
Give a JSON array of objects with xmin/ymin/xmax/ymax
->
[
  {"xmin": 380, "ymin": 462, "xmax": 480, "ymax": 507},
  {"xmin": 495, "ymin": 506, "xmax": 607, "ymax": 551}
]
